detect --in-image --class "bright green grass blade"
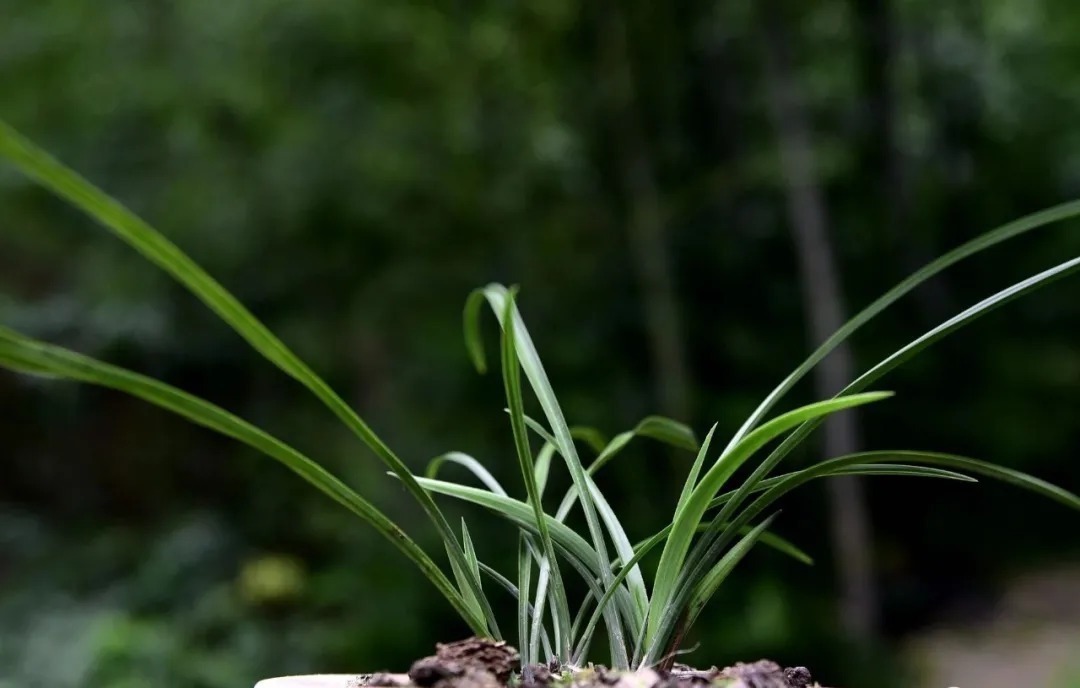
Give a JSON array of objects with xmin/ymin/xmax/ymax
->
[
  {"xmin": 571, "ymin": 509, "xmax": 811, "ymax": 664},
  {"xmin": 501, "ymin": 291, "xmax": 573, "ymax": 660},
  {"xmin": 572, "ymin": 426, "xmax": 609, "ymax": 455},
  {"xmin": 569, "ymin": 588, "xmax": 599, "ymax": 663},
  {"xmin": 574, "ymin": 471, "xmax": 649, "ymax": 633},
  {"xmin": 639, "ymin": 462, "xmax": 974, "ymax": 666},
  {"xmin": 479, "ymin": 284, "xmax": 630, "ymax": 666},
  {"xmin": 779, "ymin": 452, "xmax": 1079, "ymax": 512},
  {"xmin": 453, "ymin": 519, "xmax": 486, "ymax": 624},
  {"xmin": 522, "ymin": 418, "xmax": 606, "ymax": 499},
  {"xmin": 674, "ymin": 424, "xmax": 717, "ymax": 521},
  {"xmin": 652, "ymin": 451, "xmax": 1072, "ymax": 664},
  {"xmin": 0, "ymin": 120, "xmax": 499, "ymax": 637},
  {"xmin": 686, "ymin": 450, "xmax": 1078, "ymax": 615},
  {"xmin": 632, "ymin": 416, "xmax": 699, "ymax": 452},
  {"xmin": 627, "ymin": 524, "xmax": 814, "ymax": 565},
  {"xmin": 412, "ymin": 476, "xmax": 601, "ymax": 580},
  {"xmin": 524, "ymin": 415, "xmax": 560, "ymax": 449},
  {"xmin": 850, "ymin": 258, "xmax": 1080, "ymax": 392},
  {"xmin": 711, "ymin": 255, "xmax": 1080, "ymax": 537},
  {"xmin": 461, "ymin": 520, "xmax": 482, "ymax": 592},
  {"xmin": 426, "ymin": 452, "xmax": 508, "ymax": 496},
  {"xmin": 690, "ymin": 256, "xmax": 1080, "ymax": 603},
  {"xmin": 755, "ymin": 529, "xmax": 813, "ymax": 566},
  {"xmin": 542, "ymin": 414, "xmax": 702, "ymax": 638},
  {"xmin": 629, "ymin": 463, "xmax": 976, "ymax": 558},
  {"xmin": 0, "ymin": 326, "xmax": 486, "ymax": 633},
  {"xmin": 412, "ymin": 474, "xmax": 643, "ymax": 641},
  {"xmin": 641, "ymin": 514, "xmax": 778, "ymax": 667},
  {"xmin": 516, "ymin": 535, "xmax": 534, "ymax": 665},
  {"xmin": 645, "ymin": 392, "xmax": 892, "ymax": 647},
  {"xmin": 554, "ymin": 415, "xmax": 700, "ymax": 521},
  {"xmin": 703, "ymin": 464, "xmax": 976, "ymax": 512},
  {"xmin": 478, "ymin": 555, "xmax": 555, "ymax": 664},
  {"xmin": 521, "ymin": 415, "xmax": 609, "ymax": 454},
  {"xmin": 423, "ymin": 447, "xmax": 564, "ymax": 656},
  {"xmin": 681, "ymin": 515, "xmax": 779, "ymax": 642},
  {"xmin": 535, "ymin": 443, "xmax": 557, "ymax": 498},
  {"xmin": 691, "ymin": 462, "xmax": 976, "ymax": 575},
  {"xmin": 530, "ymin": 553, "xmax": 553, "ymax": 663},
  {"xmin": 572, "ymin": 515, "xmax": 670, "ymax": 663},
  {"xmin": 464, "ymin": 288, "xmax": 490, "ymax": 374},
  {"xmin": 721, "ymin": 200, "xmax": 1080, "ymax": 457}
]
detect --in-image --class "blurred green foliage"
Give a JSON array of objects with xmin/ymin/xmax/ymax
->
[{"xmin": 1, "ymin": 0, "xmax": 1079, "ymax": 686}]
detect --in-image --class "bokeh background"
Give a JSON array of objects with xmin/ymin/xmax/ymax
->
[{"xmin": 2, "ymin": 1, "xmax": 1080, "ymax": 687}]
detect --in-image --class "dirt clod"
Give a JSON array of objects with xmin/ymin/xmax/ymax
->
[
  {"xmin": 407, "ymin": 637, "xmax": 520, "ymax": 688},
  {"xmin": 782, "ymin": 667, "xmax": 812, "ymax": 688},
  {"xmin": 409, "ymin": 658, "xmax": 464, "ymax": 687},
  {"xmin": 520, "ymin": 663, "xmax": 551, "ymax": 688},
  {"xmin": 371, "ymin": 639, "xmax": 819, "ymax": 688},
  {"xmin": 717, "ymin": 661, "xmax": 791, "ymax": 688}
]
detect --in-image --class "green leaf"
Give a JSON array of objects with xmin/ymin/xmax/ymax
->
[
  {"xmin": 464, "ymin": 288, "xmax": 490, "ymax": 374},
  {"xmin": 452, "ymin": 519, "xmax": 487, "ymax": 625},
  {"xmin": 639, "ymin": 460, "xmax": 975, "ymax": 665},
  {"xmin": 628, "ymin": 523, "xmax": 813, "ymax": 566},
  {"xmin": 534, "ymin": 443, "xmax": 557, "ymax": 498},
  {"xmin": 632, "ymin": 416, "xmax": 699, "ymax": 453},
  {"xmin": 677, "ymin": 449, "xmax": 1077, "ymax": 630},
  {"xmin": 646, "ymin": 392, "xmax": 892, "ymax": 647},
  {"xmin": 478, "ymin": 555, "xmax": 554, "ymax": 664},
  {"xmin": 571, "ymin": 516, "xmax": 668, "ymax": 663},
  {"xmin": 516, "ymin": 535, "xmax": 534, "ymax": 665},
  {"xmin": 480, "ymin": 284, "xmax": 631, "ymax": 666},
  {"xmin": 755, "ymin": 529, "xmax": 813, "ymax": 566},
  {"xmin": 682, "ymin": 515, "xmax": 779, "ymax": 640},
  {"xmin": 554, "ymin": 415, "xmax": 700, "ymax": 521},
  {"xmin": 713, "ymin": 255, "xmax": 1080, "ymax": 537},
  {"xmin": 411, "ymin": 474, "xmax": 642, "ymax": 641},
  {"xmin": 426, "ymin": 452, "xmax": 508, "ymax": 496},
  {"xmin": 523, "ymin": 414, "xmax": 560, "ymax": 449},
  {"xmin": 500, "ymin": 289, "xmax": 572, "ymax": 660},
  {"xmin": 630, "ymin": 462, "xmax": 976, "ymax": 560},
  {"xmin": 530, "ymin": 554, "xmax": 554, "ymax": 664},
  {"xmin": 721, "ymin": 200, "xmax": 1080, "ymax": 457},
  {"xmin": 0, "ymin": 325, "xmax": 486, "ymax": 633},
  {"xmin": 775, "ymin": 452, "xmax": 1080, "ymax": 513},
  {"xmin": 674, "ymin": 424, "xmax": 717, "ymax": 521},
  {"xmin": 642, "ymin": 512, "xmax": 779, "ymax": 666},
  {"xmin": 571, "ymin": 426, "xmax": 610, "ymax": 455},
  {"xmin": 520, "ymin": 416, "xmax": 610, "ymax": 500},
  {"xmin": 0, "ymin": 119, "xmax": 499, "ymax": 638}
]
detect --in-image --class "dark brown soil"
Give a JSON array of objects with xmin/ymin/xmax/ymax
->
[{"xmin": 358, "ymin": 638, "xmax": 821, "ymax": 688}]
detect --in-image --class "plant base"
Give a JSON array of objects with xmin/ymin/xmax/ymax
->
[{"xmin": 253, "ymin": 638, "xmax": 822, "ymax": 688}]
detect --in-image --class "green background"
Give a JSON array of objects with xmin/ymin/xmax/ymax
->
[{"xmin": 2, "ymin": 1, "xmax": 1079, "ymax": 686}]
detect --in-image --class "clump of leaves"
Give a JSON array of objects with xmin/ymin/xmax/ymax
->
[{"xmin": 1, "ymin": 120, "xmax": 1078, "ymax": 672}]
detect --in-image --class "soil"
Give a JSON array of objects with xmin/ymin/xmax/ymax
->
[{"xmin": 353, "ymin": 638, "xmax": 822, "ymax": 688}]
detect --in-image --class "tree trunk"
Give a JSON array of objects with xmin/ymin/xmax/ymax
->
[{"xmin": 759, "ymin": 7, "xmax": 879, "ymax": 641}]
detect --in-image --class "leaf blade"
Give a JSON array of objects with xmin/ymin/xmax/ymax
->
[
  {"xmin": 646, "ymin": 392, "xmax": 893, "ymax": 646},
  {"xmin": 0, "ymin": 120, "xmax": 500, "ymax": 637},
  {"xmin": 0, "ymin": 326, "xmax": 486, "ymax": 632}
]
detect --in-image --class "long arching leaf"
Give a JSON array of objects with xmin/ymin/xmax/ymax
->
[
  {"xmin": 712, "ymin": 255, "xmax": 1080, "ymax": 540},
  {"xmin": 721, "ymin": 200, "xmax": 1080, "ymax": 456},
  {"xmin": 646, "ymin": 392, "xmax": 892, "ymax": 647},
  {"xmin": 0, "ymin": 326, "xmax": 485, "ymax": 632},
  {"xmin": 0, "ymin": 120, "xmax": 499, "ymax": 637}
]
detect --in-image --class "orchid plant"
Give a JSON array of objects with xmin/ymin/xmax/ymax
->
[{"xmin": 1, "ymin": 120, "xmax": 1078, "ymax": 673}]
